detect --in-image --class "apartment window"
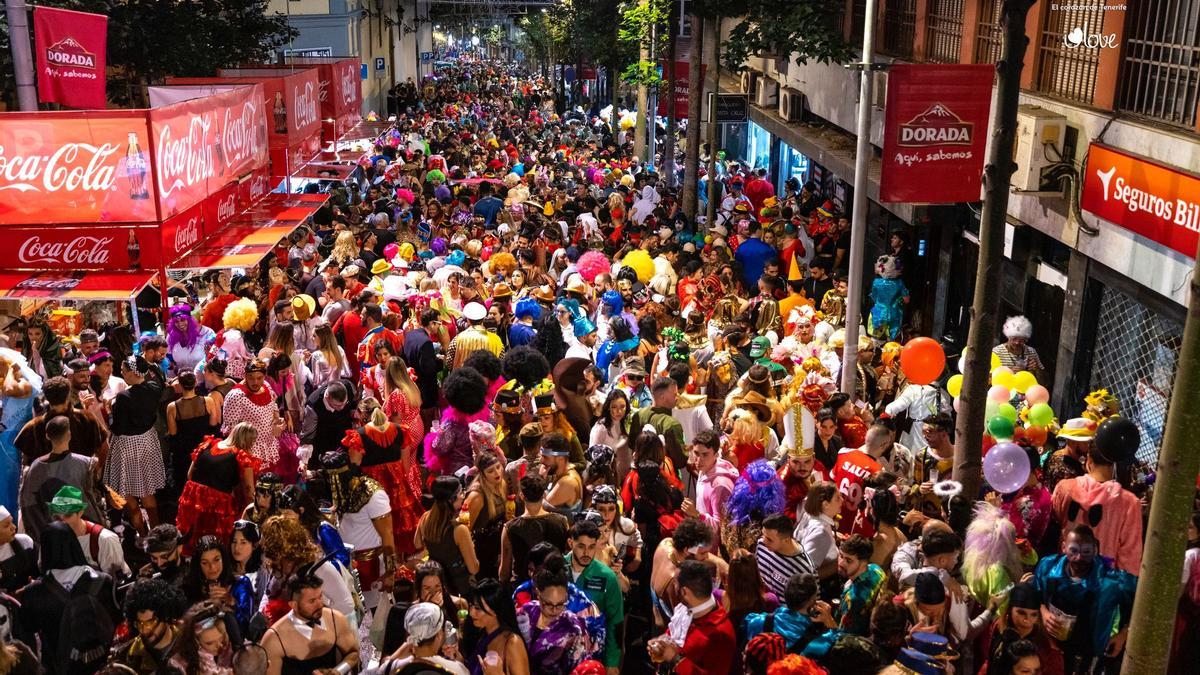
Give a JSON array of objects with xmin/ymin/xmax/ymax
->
[
  {"xmin": 1117, "ymin": 0, "xmax": 1200, "ymax": 128},
  {"xmin": 851, "ymin": 0, "xmax": 869, "ymax": 46},
  {"xmin": 1037, "ymin": 2, "xmax": 1105, "ymax": 104},
  {"xmin": 926, "ymin": 0, "xmax": 964, "ymax": 63},
  {"xmin": 975, "ymin": 0, "xmax": 1003, "ymax": 64},
  {"xmin": 881, "ymin": 0, "xmax": 917, "ymax": 59}
]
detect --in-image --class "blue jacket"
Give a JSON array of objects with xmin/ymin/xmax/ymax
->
[
  {"xmin": 1032, "ymin": 554, "xmax": 1136, "ymax": 658},
  {"xmin": 743, "ymin": 607, "xmax": 840, "ymax": 658}
]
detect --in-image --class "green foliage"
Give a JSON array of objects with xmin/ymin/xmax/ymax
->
[
  {"xmin": 485, "ymin": 25, "xmax": 504, "ymax": 47},
  {"xmin": 0, "ymin": 0, "xmax": 297, "ymax": 109},
  {"xmin": 718, "ymin": 0, "xmax": 854, "ymax": 70},
  {"xmin": 620, "ymin": 60, "xmax": 661, "ymax": 87}
]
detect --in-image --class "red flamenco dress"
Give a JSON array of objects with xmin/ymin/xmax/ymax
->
[
  {"xmin": 344, "ymin": 424, "xmax": 424, "ymax": 556},
  {"xmin": 176, "ymin": 436, "xmax": 259, "ymax": 555}
]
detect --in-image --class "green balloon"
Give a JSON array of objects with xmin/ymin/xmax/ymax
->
[
  {"xmin": 985, "ymin": 399, "xmax": 1000, "ymax": 420},
  {"xmin": 997, "ymin": 402, "xmax": 1018, "ymax": 423},
  {"xmin": 1028, "ymin": 402, "xmax": 1055, "ymax": 427},
  {"xmin": 987, "ymin": 415, "xmax": 1015, "ymax": 439}
]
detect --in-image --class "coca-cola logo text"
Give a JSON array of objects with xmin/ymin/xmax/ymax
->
[
  {"xmin": 173, "ymin": 216, "xmax": 201, "ymax": 254},
  {"xmin": 18, "ymin": 235, "xmax": 113, "ymax": 265},
  {"xmin": 318, "ymin": 79, "xmax": 330, "ymax": 104},
  {"xmin": 216, "ymin": 193, "xmax": 237, "ymax": 224},
  {"xmin": 293, "ymin": 82, "xmax": 319, "ymax": 131},
  {"xmin": 249, "ymin": 173, "xmax": 269, "ymax": 202},
  {"xmin": 157, "ymin": 114, "xmax": 216, "ymax": 197},
  {"xmin": 220, "ymin": 101, "xmax": 263, "ymax": 169},
  {"xmin": 339, "ymin": 65, "xmax": 359, "ymax": 108},
  {"xmin": 0, "ymin": 143, "xmax": 120, "ymax": 194}
]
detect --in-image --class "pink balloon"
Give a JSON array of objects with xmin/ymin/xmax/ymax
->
[
  {"xmin": 1025, "ymin": 384, "xmax": 1050, "ymax": 405},
  {"xmin": 988, "ymin": 385, "xmax": 1011, "ymax": 403},
  {"xmin": 953, "ymin": 397, "xmax": 961, "ymax": 413}
]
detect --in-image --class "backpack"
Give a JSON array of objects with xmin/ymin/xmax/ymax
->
[
  {"xmin": 47, "ymin": 571, "xmax": 115, "ymax": 673},
  {"xmin": 82, "ymin": 521, "xmax": 103, "ymax": 566}
]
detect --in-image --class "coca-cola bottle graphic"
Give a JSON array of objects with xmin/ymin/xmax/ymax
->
[
  {"xmin": 9, "ymin": 271, "xmax": 86, "ymax": 299},
  {"xmin": 127, "ymin": 230, "xmax": 141, "ymax": 271},
  {"xmin": 126, "ymin": 132, "xmax": 150, "ymax": 200},
  {"xmin": 273, "ymin": 91, "xmax": 287, "ymax": 134},
  {"xmin": 213, "ymin": 122, "xmax": 227, "ymax": 170}
]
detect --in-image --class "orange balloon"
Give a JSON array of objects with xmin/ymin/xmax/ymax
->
[
  {"xmin": 1026, "ymin": 425, "xmax": 1049, "ymax": 446},
  {"xmin": 900, "ymin": 337, "xmax": 946, "ymax": 386}
]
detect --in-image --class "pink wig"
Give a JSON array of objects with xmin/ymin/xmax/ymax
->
[
  {"xmin": 576, "ymin": 251, "xmax": 611, "ymax": 284},
  {"xmin": 395, "ymin": 188, "xmax": 416, "ymax": 205}
]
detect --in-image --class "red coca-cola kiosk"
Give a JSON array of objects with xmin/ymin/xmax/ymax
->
[
  {"xmin": 165, "ymin": 69, "xmax": 324, "ymax": 193},
  {"xmin": 0, "ymin": 82, "xmax": 330, "ymax": 331}
]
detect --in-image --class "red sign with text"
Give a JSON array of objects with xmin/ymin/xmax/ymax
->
[
  {"xmin": 168, "ymin": 71, "xmax": 322, "ymax": 177},
  {"xmin": 1081, "ymin": 144, "xmax": 1200, "ymax": 259},
  {"xmin": 224, "ymin": 59, "xmax": 363, "ymax": 142},
  {"xmin": 0, "ymin": 223, "xmax": 161, "ymax": 272},
  {"xmin": 879, "ymin": 64, "xmax": 994, "ymax": 203},
  {"xmin": 150, "ymin": 84, "xmax": 269, "ymax": 219},
  {"xmin": 0, "ymin": 111, "xmax": 157, "ymax": 225},
  {"xmin": 33, "ymin": 7, "xmax": 108, "ymax": 109},
  {"xmin": 656, "ymin": 61, "xmax": 706, "ymax": 120}
]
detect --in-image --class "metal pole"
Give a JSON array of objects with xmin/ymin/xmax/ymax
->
[
  {"xmin": 839, "ymin": 0, "xmax": 877, "ymax": 396},
  {"xmin": 6, "ymin": 0, "xmax": 38, "ymax": 111}
]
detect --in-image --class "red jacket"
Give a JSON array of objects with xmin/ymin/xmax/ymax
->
[{"xmin": 675, "ymin": 604, "xmax": 736, "ymax": 675}]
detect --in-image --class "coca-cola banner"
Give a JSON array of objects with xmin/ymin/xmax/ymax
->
[
  {"xmin": 879, "ymin": 64, "xmax": 994, "ymax": 203},
  {"xmin": 238, "ymin": 166, "xmax": 276, "ymax": 211},
  {"xmin": 0, "ymin": 112, "xmax": 157, "ymax": 225},
  {"xmin": 0, "ymin": 270, "xmax": 155, "ymax": 301},
  {"xmin": 2, "ymin": 224, "xmax": 161, "ymax": 272},
  {"xmin": 150, "ymin": 84, "xmax": 269, "ymax": 219},
  {"xmin": 223, "ymin": 60, "xmax": 363, "ymax": 142},
  {"xmin": 33, "ymin": 7, "xmax": 108, "ymax": 110}
]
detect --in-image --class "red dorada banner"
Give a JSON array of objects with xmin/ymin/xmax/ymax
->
[
  {"xmin": 33, "ymin": 7, "xmax": 108, "ymax": 109},
  {"xmin": 1, "ymin": 224, "xmax": 162, "ymax": 272},
  {"xmin": 879, "ymin": 64, "xmax": 994, "ymax": 203},
  {"xmin": 656, "ymin": 61, "xmax": 706, "ymax": 120},
  {"xmin": 1081, "ymin": 144, "xmax": 1200, "ymax": 259},
  {"xmin": 150, "ymin": 84, "xmax": 270, "ymax": 220}
]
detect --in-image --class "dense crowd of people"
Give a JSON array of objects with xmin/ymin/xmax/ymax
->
[{"xmin": 0, "ymin": 60, "xmax": 1189, "ymax": 675}]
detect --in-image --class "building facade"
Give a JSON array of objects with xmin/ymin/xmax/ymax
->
[{"xmin": 724, "ymin": 0, "xmax": 1200, "ymax": 462}]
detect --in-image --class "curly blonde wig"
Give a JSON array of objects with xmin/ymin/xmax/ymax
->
[
  {"xmin": 260, "ymin": 515, "xmax": 318, "ymax": 568},
  {"xmin": 222, "ymin": 298, "xmax": 259, "ymax": 332}
]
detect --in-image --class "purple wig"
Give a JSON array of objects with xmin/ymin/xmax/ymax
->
[
  {"xmin": 726, "ymin": 460, "xmax": 787, "ymax": 526},
  {"xmin": 167, "ymin": 304, "xmax": 201, "ymax": 349}
]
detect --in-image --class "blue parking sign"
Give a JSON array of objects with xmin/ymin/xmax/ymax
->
[{"xmin": 375, "ymin": 57, "xmax": 386, "ymax": 72}]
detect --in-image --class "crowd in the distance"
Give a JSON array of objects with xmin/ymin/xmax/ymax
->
[{"xmin": 0, "ymin": 59, "xmax": 1193, "ymax": 675}]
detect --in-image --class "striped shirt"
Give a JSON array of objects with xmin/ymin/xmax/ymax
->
[{"xmin": 755, "ymin": 539, "xmax": 816, "ymax": 598}]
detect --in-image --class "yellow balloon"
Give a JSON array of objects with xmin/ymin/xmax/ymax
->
[
  {"xmin": 991, "ymin": 366, "xmax": 1014, "ymax": 389},
  {"xmin": 947, "ymin": 373, "xmax": 963, "ymax": 398},
  {"xmin": 991, "ymin": 352, "xmax": 1001, "ymax": 370},
  {"xmin": 1012, "ymin": 370, "xmax": 1038, "ymax": 394}
]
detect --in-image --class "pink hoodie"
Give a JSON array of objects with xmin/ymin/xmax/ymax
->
[
  {"xmin": 696, "ymin": 459, "xmax": 740, "ymax": 532},
  {"xmin": 1051, "ymin": 474, "xmax": 1143, "ymax": 575}
]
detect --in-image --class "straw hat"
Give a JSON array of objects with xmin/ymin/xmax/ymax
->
[
  {"xmin": 291, "ymin": 294, "xmax": 317, "ymax": 322},
  {"xmin": 731, "ymin": 391, "xmax": 776, "ymax": 425}
]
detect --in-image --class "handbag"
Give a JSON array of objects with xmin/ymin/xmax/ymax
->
[{"xmin": 368, "ymin": 589, "xmax": 394, "ymax": 650}]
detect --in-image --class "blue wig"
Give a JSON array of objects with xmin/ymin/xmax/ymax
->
[
  {"xmin": 601, "ymin": 290, "xmax": 623, "ymax": 316},
  {"xmin": 514, "ymin": 296, "xmax": 543, "ymax": 322},
  {"xmin": 725, "ymin": 460, "xmax": 787, "ymax": 527}
]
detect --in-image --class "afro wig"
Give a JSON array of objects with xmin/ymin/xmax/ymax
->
[
  {"xmin": 621, "ymin": 249, "xmax": 655, "ymax": 283},
  {"xmin": 726, "ymin": 460, "xmax": 787, "ymax": 527},
  {"xmin": 490, "ymin": 252, "xmax": 518, "ymax": 277},
  {"xmin": 514, "ymin": 296, "xmax": 543, "ymax": 322},
  {"xmin": 576, "ymin": 250, "xmax": 612, "ymax": 284},
  {"xmin": 501, "ymin": 345, "xmax": 551, "ymax": 390},
  {"xmin": 462, "ymin": 349, "xmax": 503, "ymax": 382},
  {"xmin": 222, "ymin": 297, "xmax": 259, "ymax": 332},
  {"xmin": 443, "ymin": 366, "xmax": 488, "ymax": 415}
]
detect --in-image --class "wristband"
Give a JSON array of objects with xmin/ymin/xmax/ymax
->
[{"xmin": 335, "ymin": 662, "xmax": 352, "ymax": 675}]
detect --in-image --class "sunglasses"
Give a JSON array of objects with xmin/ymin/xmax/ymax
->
[{"xmin": 539, "ymin": 598, "xmax": 568, "ymax": 611}]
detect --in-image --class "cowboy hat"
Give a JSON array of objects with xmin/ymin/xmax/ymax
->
[
  {"xmin": 732, "ymin": 390, "xmax": 776, "ymax": 425},
  {"xmin": 531, "ymin": 285, "xmax": 556, "ymax": 304},
  {"xmin": 370, "ymin": 259, "xmax": 394, "ymax": 276},
  {"xmin": 291, "ymin": 294, "xmax": 317, "ymax": 322}
]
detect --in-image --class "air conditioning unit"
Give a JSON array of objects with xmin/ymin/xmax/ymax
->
[
  {"xmin": 739, "ymin": 70, "xmax": 758, "ymax": 95},
  {"xmin": 779, "ymin": 87, "xmax": 805, "ymax": 122},
  {"xmin": 764, "ymin": 56, "xmax": 782, "ymax": 81},
  {"xmin": 755, "ymin": 79, "xmax": 778, "ymax": 107},
  {"xmin": 1012, "ymin": 105, "xmax": 1068, "ymax": 191}
]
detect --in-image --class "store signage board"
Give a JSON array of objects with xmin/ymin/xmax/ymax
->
[
  {"xmin": 879, "ymin": 64, "xmax": 994, "ymax": 203},
  {"xmin": 1081, "ymin": 143, "xmax": 1200, "ymax": 260},
  {"xmin": 716, "ymin": 94, "xmax": 748, "ymax": 123}
]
